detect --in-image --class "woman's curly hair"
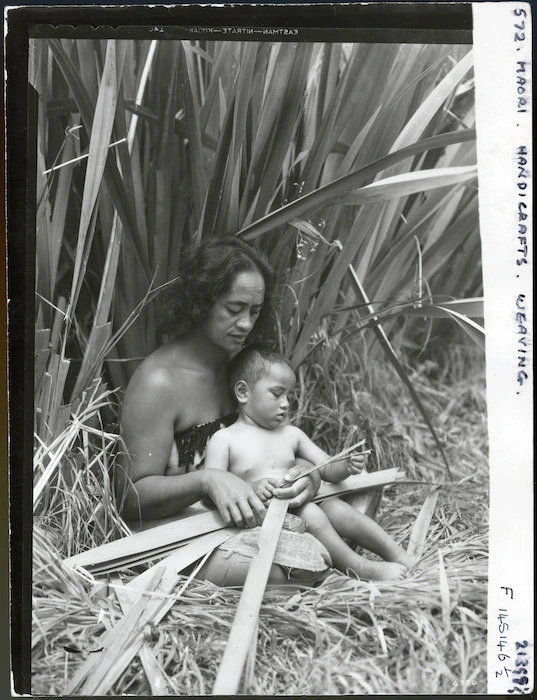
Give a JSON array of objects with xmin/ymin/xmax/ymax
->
[{"xmin": 156, "ymin": 236, "xmax": 275, "ymax": 339}]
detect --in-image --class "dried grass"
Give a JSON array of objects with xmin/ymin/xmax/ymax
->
[{"xmin": 32, "ymin": 344, "xmax": 488, "ymax": 695}]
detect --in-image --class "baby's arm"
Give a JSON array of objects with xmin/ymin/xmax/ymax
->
[
  {"xmin": 320, "ymin": 457, "xmax": 359, "ymax": 483},
  {"xmin": 293, "ymin": 428, "xmax": 347, "ymax": 481},
  {"xmin": 293, "ymin": 428, "xmax": 362, "ymax": 483}
]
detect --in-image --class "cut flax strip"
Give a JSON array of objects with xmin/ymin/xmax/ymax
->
[
  {"xmin": 86, "ymin": 552, "xmax": 214, "ymax": 696},
  {"xmin": 66, "ymin": 566, "xmax": 164, "ymax": 695},
  {"xmin": 69, "ymin": 534, "xmax": 228, "ymax": 695},
  {"xmin": 64, "ymin": 508, "xmax": 226, "ymax": 571},
  {"xmin": 312, "ymin": 468, "xmax": 405, "ymax": 503},
  {"xmin": 244, "ymin": 617, "xmax": 259, "ymax": 691},
  {"xmin": 280, "ymin": 439, "xmax": 367, "ymax": 485},
  {"xmin": 213, "ymin": 497, "xmax": 290, "ymax": 695},
  {"xmin": 75, "ymin": 528, "xmax": 238, "ymax": 584},
  {"xmin": 113, "ymin": 578, "xmax": 174, "ymax": 696},
  {"xmin": 68, "ymin": 525, "xmax": 242, "ymax": 576},
  {"xmin": 82, "ymin": 528, "xmax": 237, "ymax": 575},
  {"xmin": 63, "ymin": 469, "xmax": 405, "ymax": 574}
]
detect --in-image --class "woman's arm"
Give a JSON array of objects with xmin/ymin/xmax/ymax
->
[
  {"xmin": 116, "ymin": 369, "xmax": 265, "ymax": 527},
  {"xmin": 116, "ymin": 367, "xmax": 194, "ymax": 519}
]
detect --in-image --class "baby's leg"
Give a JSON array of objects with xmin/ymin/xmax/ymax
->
[
  {"xmin": 297, "ymin": 502, "xmax": 407, "ymax": 582},
  {"xmin": 320, "ymin": 498, "xmax": 413, "ymax": 569}
]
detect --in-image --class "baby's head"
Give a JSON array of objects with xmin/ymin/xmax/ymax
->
[{"xmin": 229, "ymin": 344, "xmax": 296, "ymax": 429}]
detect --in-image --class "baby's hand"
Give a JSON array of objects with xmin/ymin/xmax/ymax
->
[
  {"xmin": 252, "ymin": 478, "xmax": 279, "ymax": 502},
  {"xmin": 347, "ymin": 451, "xmax": 369, "ymax": 475}
]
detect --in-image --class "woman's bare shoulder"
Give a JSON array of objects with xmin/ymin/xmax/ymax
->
[
  {"xmin": 122, "ymin": 345, "xmax": 198, "ymax": 422},
  {"xmin": 126, "ymin": 343, "xmax": 191, "ymax": 395}
]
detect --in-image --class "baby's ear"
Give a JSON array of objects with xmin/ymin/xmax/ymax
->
[{"xmin": 234, "ymin": 380, "xmax": 249, "ymax": 403}]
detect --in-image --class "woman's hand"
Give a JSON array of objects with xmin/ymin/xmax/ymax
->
[
  {"xmin": 202, "ymin": 469, "xmax": 267, "ymax": 528},
  {"xmin": 251, "ymin": 477, "xmax": 279, "ymax": 502},
  {"xmin": 272, "ymin": 465, "xmax": 321, "ymax": 508}
]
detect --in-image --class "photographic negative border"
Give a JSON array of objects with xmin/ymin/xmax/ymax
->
[{"xmin": 5, "ymin": 2, "xmax": 532, "ymax": 695}]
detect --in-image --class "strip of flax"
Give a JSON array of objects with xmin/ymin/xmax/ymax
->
[
  {"xmin": 85, "ymin": 548, "xmax": 216, "ymax": 696},
  {"xmin": 66, "ymin": 567, "xmax": 165, "ymax": 695},
  {"xmin": 279, "ymin": 439, "xmax": 366, "ymax": 485},
  {"xmin": 64, "ymin": 469, "xmax": 405, "ymax": 574},
  {"xmin": 212, "ymin": 497, "xmax": 290, "ymax": 695},
  {"xmin": 64, "ymin": 508, "xmax": 226, "ymax": 571},
  {"xmin": 86, "ymin": 526, "xmax": 241, "ymax": 576},
  {"xmin": 67, "ymin": 531, "xmax": 234, "ymax": 695},
  {"xmin": 113, "ymin": 579, "xmax": 174, "ymax": 695},
  {"xmin": 311, "ymin": 467, "xmax": 405, "ymax": 502}
]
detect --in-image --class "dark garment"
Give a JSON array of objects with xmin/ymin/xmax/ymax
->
[{"xmin": 165, "ymin": 412, "xmax": 237, "ymax": 475}]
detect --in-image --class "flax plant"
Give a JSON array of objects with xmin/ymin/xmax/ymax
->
[{"xmin": 31, "ymin": 37, "xmax": 482, "ymax": 520}]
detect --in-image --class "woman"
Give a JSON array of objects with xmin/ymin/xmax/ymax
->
[{"xmin": 116, "ymin": 236, "xmax": 325, "ymax": 585}]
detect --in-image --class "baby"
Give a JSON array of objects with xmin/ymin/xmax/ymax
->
[{"xmin": 204, "ymin": 345, "xmax": 412, "ymax": 581}]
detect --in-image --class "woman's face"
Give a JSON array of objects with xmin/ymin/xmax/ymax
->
[{"xmin": 203, "ymin": 270, "xmax": 265, "ymax": 354}]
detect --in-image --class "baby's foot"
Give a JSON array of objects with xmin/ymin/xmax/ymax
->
[
  {"xmin": 358, "ymin": 559, "xmax": 408, "ymax": 581},
  {"xmin": 394, "ymin": 550, "xmax": 415, "ymax": 570}
]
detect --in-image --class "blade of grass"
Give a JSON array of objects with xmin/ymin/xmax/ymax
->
[
  {"xmin": 113, "ymin": 580, "xmax": 174, "ymax": 695},
  {"xmin": 67, "ymin": 567, "xmax": 165, "ymax": 695},
  {"xmin": 437, "ymin": 549, "xmax": 452, "ymax": 636},
  {"xmin": 389, "ymin": 50, "xmax": 473, "ymax": 156},
  {"xmin": 437, "ymin": 308, "xmax": 485, "ymax": 350},
  {"xmin": 238, "ymin": 129, "xmax": 475, "ymax": 241},
  {"xmin": 408, "ymin": 298, "xmax": 483, "ymax": 318},
  {"xmin": 180, "ymin": 40, "xmax": 207, "ymax": 226},
  {"xmin": 247, "ymin": 43, "xmax": 294, "ymax": 182},
  {"xmin": 198, "ymin": 91, "xmax": 236, "ymax": 238},
  {"xmin": 217, "ymin": 42, "xmax": 258, "ymax": 234},
  {"xmin": 127, "ymin": 40, "xmax": 157, "ymax": 151},
  {"xmin": 406, "ymin": 489, "xmax": 440, "ymax": 561},
  {"xmin": 339, "ymin": 166, "xmax": 477, "ymax": 205},
  {"xmin": 251, "ymin": 43, "xmax": 314, "ymax": 221},
  {"xmin": 48, "ymin": 131, "xmax": 76, "ymax": 301},
  {"xmin": 64, "ymin": 40, "xmax": 118, "ymax": 322},
  {"xmin": 47, "ymin": 38, "xmax": 151, "ymax": 281}
]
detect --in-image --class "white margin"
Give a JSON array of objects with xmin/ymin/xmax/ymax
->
[{"xmin": 474, "ymin": 2, "xmax": 534, "ymax": 694}]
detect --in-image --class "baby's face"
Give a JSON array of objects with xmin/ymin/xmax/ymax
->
[{"xmin": 245, "ymin": 362, "xmax": 296, "ymax": 429}]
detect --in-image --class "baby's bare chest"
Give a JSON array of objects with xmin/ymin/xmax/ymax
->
[{"xmin": 229, "ymin": 432, "xmax": 297, "ymax": 481}]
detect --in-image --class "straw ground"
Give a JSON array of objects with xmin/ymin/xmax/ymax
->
[{"xmin": 32, "ymin": 342, "xmax": 488, "ymax": 695}]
